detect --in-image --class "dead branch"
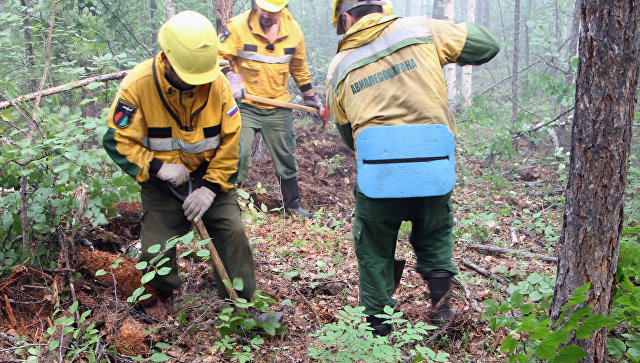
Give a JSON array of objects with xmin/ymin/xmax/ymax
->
[
  {"xmin": 3, "ymin": 294, "xmax": 18, "ymax": 330},
  {"xmin": 291, "ymin": 281, "xmax": 322, "ymax": 327},
  {"xmin": 513, "ymin": 107, "xmax": 575, "ymax": 140},
  {"xmin": 452, "ymin": 277, "xmax": 483, "ymax": 313},
  {"xmin": 509, "ymin": 226, "xmax": 519, "ymax": 245},
  {"xmin": 461, "ymin": 259, "xmax": 511, "ymax": 296},
  {"xmin": 478, "ymin": 60, "xmax": 541, "ymax": 96},
  {"xmin": 0, "ymin": 70, "xmax": 130, "ymax": 111},
  {"xmin": 471, "ymin": 244, "xmax": 558, "ymax": 263}
]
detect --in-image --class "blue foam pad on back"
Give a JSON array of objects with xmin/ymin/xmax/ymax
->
[{"xmin": 356, "ymin": 124, "xmax": 456, "ymax": 198}]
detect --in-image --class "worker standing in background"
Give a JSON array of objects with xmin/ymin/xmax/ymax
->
[
  {"xmin": 218, "ymin": 0, "xmax": 323, "ymax": 218},
  {"xmin": 327, "ymin": 0, "xmax": 499, "ymax": 336}
]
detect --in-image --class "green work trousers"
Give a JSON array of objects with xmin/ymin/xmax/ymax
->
[
  {"xmin": 237, "ymin": 104, "xmax": 298, "ymax": 183},
  {"xmin": 139, "ymin": 178, "xmax": 256, "ymax": 300},
  {"xmin": 353, "ymin": 186, "xmax": 458, "ymax": 316}
]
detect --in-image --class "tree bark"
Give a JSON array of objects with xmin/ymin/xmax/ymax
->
[
  {"xmin": 166, "ymin": 0, "xmax": 174, "ymax": 18},
  {"xmin": 549, "ymin": 1, "xmax": 640, "ymax": 361},
  {"xmin": 511, "ymin": 0, "xmax": 520, "ymax": 125},
  {"xmin": 150, "ymin": 0, "xmax": 158, "ymax": 44},
  {"xmin": 214, "ymin": 0, "xmax": 233, "ymax": 33},
  {"xmin": 20, "ymin": 0, "xmax": 36, "ymax": 91},
  {"xmin": 462, "ymin": 0, "xmax": 475, "ymax": 106}
]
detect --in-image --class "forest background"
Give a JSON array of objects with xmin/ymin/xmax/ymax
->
[{"xmin": 1, "ymin": 0, "xmax": 639, "ymax": 362}]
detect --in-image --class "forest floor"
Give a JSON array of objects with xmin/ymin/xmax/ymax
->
[{"xmin": 0, "ymin": 118, "xmax": 564, "ymax": 362}]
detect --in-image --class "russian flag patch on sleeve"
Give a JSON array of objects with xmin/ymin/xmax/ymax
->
[{"xmin": 226, "ymin": 105, "xmax": 239, "ymax": 118}]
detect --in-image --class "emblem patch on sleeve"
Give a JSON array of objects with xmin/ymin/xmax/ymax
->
[
  {"xmin": 113, "ymin": 99, "xmax": 137, "ymax": 129},
  {"xmin": 220, "ymin": 30, "xmax": 230, "ymax": 43},
  {"xmin": 226, "ymin": 104, "xmax": 239, "ymax": 118}
]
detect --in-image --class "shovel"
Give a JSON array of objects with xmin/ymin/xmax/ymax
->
[
  {"xmin": 167, "ymin": 180, "xmax": 240, "ymax": 301},
  {"xmin": 242, "ymin": 90, "xmax": 331, "ymax": 129}
]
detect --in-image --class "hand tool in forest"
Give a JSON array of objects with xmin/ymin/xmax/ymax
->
[
  {"xmin": 242, "ymin": 90, "xmax": 331, "ymax": 128},
  {"xmin": 167, "ymin": 180, "xmax": 240, "ymax": 301}
]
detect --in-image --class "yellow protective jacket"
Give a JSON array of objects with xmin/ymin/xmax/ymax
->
[
  {"xmin": 326, "ymin": 14, "xmax": 500, "ymax": 149},
  {"xmin": 102, "ymin": 53, "xmax": 242, "ymax": 193},
  {"xmin": 218, "ymin": 8, "xmax": 313, "ymax": 109}
]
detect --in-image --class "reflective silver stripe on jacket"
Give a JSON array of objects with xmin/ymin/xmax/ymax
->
[
  {"xmin": 142, "ymin": 136, "xmax": 221, "ymax": 154},
  {"xmin": 237, "ymin": 50, "xmax": 293, "ymax": 64},
  {"xmin": 331, "ymin": 23, "xmax": 432, "ymax": 91}
]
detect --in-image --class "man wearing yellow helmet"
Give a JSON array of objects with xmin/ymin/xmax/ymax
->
[
  {"xmin": 103, "ymin": 11, "xmax": 257, "ymax": 307},
  {"xmin": 327, "ymin": 0, "xmax": 499, "ymax": 336},
  {"xmin": 218, "ymin": 0, "xmax": 321, "ymax": 218}
]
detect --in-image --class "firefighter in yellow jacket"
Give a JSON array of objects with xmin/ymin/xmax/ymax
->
[
  {"xmin": 327, "ymin": 0, "xmax": 499, "ymax": 335},
  {"xmin": 102, "ymin": 11, "xmax": 256, "ymax": 303},
  {"xmin": 218, "ymin": 0, "xmax": 321, "ymax": 218}
]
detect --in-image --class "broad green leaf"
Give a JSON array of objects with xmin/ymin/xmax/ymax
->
[
  {"xmin": 576, "ymin": 314, "xmax": 612, "ymax": 339},
  {"xmin": 557, "ymin": 345, "xmax": 588, "ymax": 362},
  {"xmin": 147, "ymin": 244, "xmax": 162, "ymax": 254},
  {"xmin": 607, "ymin": 338, "xmax": 626, "ymax": 358},
  {"xmin": 233, "ymin": 277, "xmax": 244, "ymax": 291},
  {"xmin": 150, "ymin": 352, "xmax": 169, "ymax": 362},
  {"xmin": 155, "ymin": 342, "xmax": 171, "ymax": 349},
  {"xmin": 535, "ymin": 341, "xmax": 557, "ymax": 360},
  {"xmin": 197, "ymin": 249, "xmax": 210, "ymax": 258},
  {"xmin": 157, "ymin": 267, "xmax": 172, "ymax": 276},
  {"xmin": 141, "ymin": 271, "xmax": 156, "ymax": 284},
  {"xmin": 135, "ymin": 261, "xmax": 148, "ymax": 270},
  {"xmin": 500, "ymin": 335, "xmax": 518, "ymax": 353},
  {"xmin": 95, "ymin": 269, "xmax": 106, "ymax": 277}
]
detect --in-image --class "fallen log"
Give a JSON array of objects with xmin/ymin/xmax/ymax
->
[
  {"xmin": 0, "ymin": 70, "xmax": 130, "ymax": 111},
  {"xmin": 471, "ymin": 244, "xmax": 558, "ymax": 263}
]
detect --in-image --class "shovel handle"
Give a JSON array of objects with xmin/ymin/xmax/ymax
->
[{"xmin": 166, "ymin": 182, "xmax": 240, "ymax": 302}]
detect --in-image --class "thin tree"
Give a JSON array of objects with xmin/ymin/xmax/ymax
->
[
  {"xmin": 511, "ymin": 0, "xmax": 520, "ymax": 125},
  {"xmin": 462, "ymin": 0, "xmax": 475, "ymax": 106},
  {"xmin": 444, "ymin": 0, "xmax": 456, "ymax": 108},
  {"xmin": 214, "ymin": 0, "xmax": 233, "ymax": 33},
  {"xmin": 549, "ymin": 0, "xmax": 640, "ymax": 360}
]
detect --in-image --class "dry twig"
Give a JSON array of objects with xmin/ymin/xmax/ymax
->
[
  {"xmin": 461, "ymin": 259, "xmax": 512, "ymax": 296},
  {"xmin": 471, "ymin": 244, "xmax": 558, "ymax": 263}
]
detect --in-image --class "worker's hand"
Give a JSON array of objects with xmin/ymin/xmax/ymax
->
[
  {"xmin": 225, "ymin": 72, "xmax": 245, "ymax": 103},
  {"xmin": 155, "ymin": 163, "xmax": 189, "ymax": 187},
  {"xmin": 182, "ymin": 187, "xmax": 216, "ymax": 222},
  {"xmin": 303, "ymin": 91, "xmax": 324, "ymax": 113}
]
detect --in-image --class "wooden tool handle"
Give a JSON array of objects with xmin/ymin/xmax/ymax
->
[
  {"xmin": 243, "ymin": 92, "xmax": 320, "ymax": 114},
  {"xmin": 193, "ymin": 220, "xmax": 240, "ymax": 301}
]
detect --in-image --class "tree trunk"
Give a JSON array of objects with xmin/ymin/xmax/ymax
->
[
  {"xmin": 549, "ymin": 1, "xmax": 640, "ymax": 361},
  {"xmin": 432, "ymin": 0, "xmax": 444, "ymax": 20},
  {"xmin": 511, "ymin": 0, "xmax": 520, "ymax": 125},
  {"xmin": 462, "ymin": 0, "xmax": 475, "ymax": 106},
  {"xmin": 166, "ymin": 0, "xmax": 175, "ymax": 18},
  {"xmin": 20, "ymin": 0, "xmax": 36, "ymax": 91},
  {"xmin": 523, "ymin": 0, "xmax": 531, "ymax": 90},
  {"xmin": 214, "ymin": 0, "xmax": 233, "ymax": 33},
  {"xmin": 150, "ymin": 0, "xmax": 158, "ymax": 44},
  {"xmin": 444, "ymin": 0, "xmax": 456, "ymax": 109}
]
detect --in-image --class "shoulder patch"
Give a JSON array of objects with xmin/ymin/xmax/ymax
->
[
  {"xmin": 113, "ymin": 98, "xmax": 137, "ymax": 129},
  {"xmin": 220, "ymin": 30, "xmax": 230, "ymax": 43},
  {"xmin": 226, "ymin": 104, "xmax": 239, "ymax": 118}
]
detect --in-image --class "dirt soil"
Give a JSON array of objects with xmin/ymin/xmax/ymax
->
[{"xmin": 0, "ymin": 121, "xmax": 562, "ymax": 362}]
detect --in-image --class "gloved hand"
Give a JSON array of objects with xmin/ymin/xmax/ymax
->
[
  {"xmin": 155, "ymin": 163, "xmax": 189, "ymax": 187},
  {"xmin": 303, "ymin": 91, "xmax": 324, "ymax": 112},
  {"xmin": 225, "ymin": 72, "xmax": 245, "ymax": 103},
  {"xmin": 182, "ymin": 187, "xmax": 216, "ymax": 222}
]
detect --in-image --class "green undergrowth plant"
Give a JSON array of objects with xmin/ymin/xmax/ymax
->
[
  {"xmin": 485, "ymin": 278, "xmax": 614, "ymax": 362},
  {"xmin": 211, "ymin": 287, "xmax": 287, "ymax": 362},
  {"xmin": 308, "ymin": 305, "xmax": 449, "ymax": 362}
]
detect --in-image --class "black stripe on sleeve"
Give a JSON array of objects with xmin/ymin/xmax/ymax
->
[{"xmin": 203, "ymin": 125, "xmax": 222, "ymax": 138}]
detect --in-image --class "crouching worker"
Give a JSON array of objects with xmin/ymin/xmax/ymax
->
[
  {"xmin": 102, "ymin": 11, "xmax": 279, "ymax": 324},
  {"xmin": 326, "ymin": 0, "xmax": 499, "ymax": 336}
]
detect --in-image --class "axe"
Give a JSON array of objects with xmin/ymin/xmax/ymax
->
[{"xmin": 242, "ymin": 91, "xmax": 330, "ymax": 129}]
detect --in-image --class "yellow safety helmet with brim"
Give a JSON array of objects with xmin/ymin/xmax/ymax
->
[
  {"xmin": 255, "ymin": 0, "xmax": 289, "ymax": 13},
  {"xmin": 158, "ymin": 11, "xmax": 219, "ymax": 85},
  {"xmin": 332, "ymin": 0, "xmax": 387, "ymax": 35}
]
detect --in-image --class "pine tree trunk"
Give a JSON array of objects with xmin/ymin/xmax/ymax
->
[
  {"xmin": 462, "ymin": 0, "xmax": 475, "ymax": 106},
  {"xmin": 549, "ymin": 0, "xmax": 640, "ymax": 360},
  {"xmin": 432, "ymin": 0, "xmax": 444, "ymax": 20},
  {"xmin": 214, "ymin": 0, "xmax": 233, "ymax": 33}
]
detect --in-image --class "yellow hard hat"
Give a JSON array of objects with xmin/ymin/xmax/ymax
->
[
  {"xmin": 255, "ymin": 0, "xmax": 289, "ymax": 13},
  {"xmin": 332, "ymin": 0, "xmax": 387, "ymax": 35},
  {"xmin": 383, "ymin": 0, "xmax": 394, "ymax": 15},
  {"xmin": 158, "ymin": 11, "xmax": 219, "ymax": 85}
]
